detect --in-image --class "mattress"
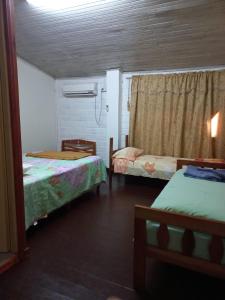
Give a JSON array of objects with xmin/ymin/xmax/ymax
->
[
  {"xmin": 147, "ymin": 169, "xmax": 225, "ymax": 263},
  {"xmin": 23, "ymin": 155, "xmax": 107, "ymax": 229},
  {"xmin": 114, "ymin": 155, "xmax": 178, "ymax": 180}
]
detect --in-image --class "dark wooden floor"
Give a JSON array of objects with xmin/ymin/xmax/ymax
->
[{"xmin": 0, "ymin": 175, "xmax": 225, "ymax": 300}]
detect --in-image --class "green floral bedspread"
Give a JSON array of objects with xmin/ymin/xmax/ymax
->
[{"xmin": 23, "ymin": 155, "xmax": 107, "ymax": 229}]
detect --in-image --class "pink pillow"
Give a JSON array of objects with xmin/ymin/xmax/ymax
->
[{"xmin": 113, "ymin": 147, "xmax": 144, "ymax": 161}]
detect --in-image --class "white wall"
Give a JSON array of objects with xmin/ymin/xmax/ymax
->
[
  {"xmin": 106, "ymin": 69, "xmax": 121, "ymax": 152},
  {"xmin": 17, "ymin": 57, "xmax": 57, "ymax": 153},
  {"xmin": 56, "ymin": 77, "xmax": 107, "ymax": 165}
]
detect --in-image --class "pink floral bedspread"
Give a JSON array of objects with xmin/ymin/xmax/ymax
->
[{"xmin": 113, "ymin": 155, "xmax": 178, "ymax": 180}]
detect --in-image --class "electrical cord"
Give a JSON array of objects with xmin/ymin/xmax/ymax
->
[{"xmin": 95, "ymin": 88, "xmax": 103, "ymax": 126}]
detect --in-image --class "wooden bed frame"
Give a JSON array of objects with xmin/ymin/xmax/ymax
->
[
  {"xmin": 109, "ymin": 135, "xmax": 129, "ymax": 189},
  {"xmin": 62, "ymin": 139, "xmax": 96, "ymax": 156},
  {"xmin": 109, "ymin": 136, "xmax": 225, "ymax": 189},
  {"xmin": 134, "ymin": 159, "xmax": 225, "ymax": 291},
  {"xmin": 25, "ymin": 139, "xmax": 102, "ymax": 230}
]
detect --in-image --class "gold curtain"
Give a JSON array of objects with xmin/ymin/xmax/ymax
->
[{"xmin": 129, "ymin": 71, "xmax": 225, "ymax": 158}]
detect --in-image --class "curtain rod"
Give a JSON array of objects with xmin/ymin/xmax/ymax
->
[{"xmin": 125, "ymin": 67, "xmax": 225, "ymax": 80}]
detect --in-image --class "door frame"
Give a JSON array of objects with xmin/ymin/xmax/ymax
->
[{"xmin": 0, "ymin": 0, "xmax": 26, "ymax": 271}]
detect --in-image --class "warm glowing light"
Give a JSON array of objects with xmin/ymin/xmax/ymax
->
[
  {"xmin": 26, "ymin": 0, "xmax": 98, "ymax": 10},
  {"xmin": 211, "ymin": 112, "xmax": 219, "ymax": 138}
]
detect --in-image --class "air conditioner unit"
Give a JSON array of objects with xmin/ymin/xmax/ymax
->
[{"xmin": 62, "ymin": 83, "xmax": 98, "ymax": 98}]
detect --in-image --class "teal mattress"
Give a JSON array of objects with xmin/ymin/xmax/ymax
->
[{"xmin": 147, "ymin": 169, "xmax": 225, "ymax": 263}]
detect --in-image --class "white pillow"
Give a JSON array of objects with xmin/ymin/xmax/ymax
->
[{"xmin": 113, "ymin": 147, "xmax": 144, "ymax": 161}]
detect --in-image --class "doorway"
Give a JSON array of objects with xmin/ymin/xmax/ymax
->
[{"xmin": 0, "ymin": 0, "xmax": 26, "ymax": 272}]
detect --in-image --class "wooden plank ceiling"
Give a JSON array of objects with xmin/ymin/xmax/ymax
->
[{"xmin": 14, "ymin": 0, "xmax": 225, "ymax": 78}]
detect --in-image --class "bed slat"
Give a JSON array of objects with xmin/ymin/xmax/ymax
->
[
  {"xmin": 157, "ymin": 224, "xmax": 169, "ymax": 250},
  {"xmin": 182, "ymin": 229, "xmax": 195, "ymax": 256},
  {"xmin": 209, "ymin": 236, "xmax": 224, "ymax": 264}
]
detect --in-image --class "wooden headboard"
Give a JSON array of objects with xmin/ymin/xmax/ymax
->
[
  {"xmin": 61, "ymin": 139, "xmax": 96, "ymax": 155},
  {"xmin": 177, "ymin": 159, "xmax": 225, "ymax": 171},
  {"xmin": 109, "ymin": 135, "xmax": 129, "ymax": 169}
]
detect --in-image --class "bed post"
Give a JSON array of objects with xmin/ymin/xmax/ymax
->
[
  {"xmin": 61, "ymin": 140, "xmax": 65, "ymax": 151},
  {"xmin": 125, "ymin": 135, "xmax": 129, "ymax": 147},
  {"xmin": 109, "ymin": 137, "xmax": 113, "ymax": 190},
  {"xmin": 96, "ymin": 184, "xmax": 100, "ymax": 196},
  {"xmin": 93, "ymin": 143, "xmax": 96, "ymax": 156},
  {"xmin": 134, "ymin": 208, "xmax": 146, "ymax": 291}
]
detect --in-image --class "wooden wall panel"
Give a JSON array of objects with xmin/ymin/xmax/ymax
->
[
  {"xmin": 14, "ymin": 0, "xmax": 225, "ymax": 77},
  {"xmin": 0, "ymin": 0, "xmax": 26, "ymax": 263},
  {"xmin": 3, "ymin": 0, "xmax": 26, "ymax": 258},
  {"xmin": 0, "ymin": 0, "xmax": 11, "ymax": 253}
]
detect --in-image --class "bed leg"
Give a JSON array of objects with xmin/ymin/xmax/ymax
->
[
  {"xmin": 109, "ymin": 137, "xmax": 114, "ymax": 191},
  {"xmin": 109, "ymin": 170, "xmax": 113, "ymax": 191},
  {"xmin": 96, "ymin": 184, "xmax": 100, "ymax": 196},
  {"xmin": 134, "ymin": 217, "xmax": 146, "ymax": 291}
]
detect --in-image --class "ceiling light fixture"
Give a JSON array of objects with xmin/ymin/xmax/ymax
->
[{"xmin": 26, "ymin": 0, "xmax": 97, "ymax": 10}]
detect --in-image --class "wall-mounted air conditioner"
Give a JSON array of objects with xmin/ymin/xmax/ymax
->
[{"xmin": 62, "ymin": 83, "xmax": 98, "ymax": 98}]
